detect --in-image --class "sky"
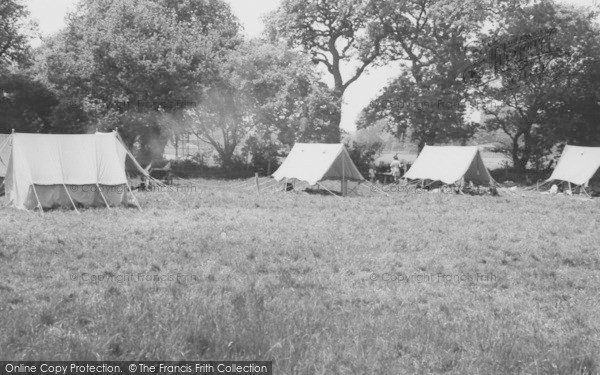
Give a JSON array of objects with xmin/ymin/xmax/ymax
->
[{"xmin": 26, "ymin": 0, "xmax": 597, "ymax": 133}]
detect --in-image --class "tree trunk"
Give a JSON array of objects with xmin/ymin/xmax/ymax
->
[
  {"xmin": 511, "ymin": 135, "xmax": 523, "ymax": 171},
  {"xmin": 328, "ymin": 106, "xmax": 342, "ymax": 142},
  {"xmin": 218, "ymin": 150, "xmax": 234, "ymax": 169},
  {"xmin": 511, "ymin": 126, "xmax": 533, "ymax": 172},
  {"xmin": 326, "ymin": 87, "xmax": 344, "ymax": 143}
]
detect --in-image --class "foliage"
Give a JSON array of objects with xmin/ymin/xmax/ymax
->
[
  {"xmin": 360, "ymin": 0, "xmax": 501, "ymax": 151},
  {"xmin": 361, "ymin": 73, "xmax": 478, "ymax": 151},
  {"xmin": 267, "ymin": 0, "xmax": 388, "ymax": 140},
  {"xmin": 469, "ymin": 1, "xmax": 600, "ymax": 170},
  {"xmin": 0, "ymin": 0, "xmax": 51, "ymax": 134},
  {"xmin": 0, "ymin": 0, "xmax": 34, "ymax": 67},
  {"xmin": 0, "ymin": 72, "xmax": 58, "ymax": 133},
  {"xmin": 185, "ymin": 40, "xmax": 338, "ymax": 167},
  {"xmin": 545, "ymin": 54, "xmax": 600, "ymax": 147},
  {"xmin": 37, "ymin": 0, "xmax": 240, "ymax": 159},
  {"xmin": 240, "ymin": 136, "xmax": 281, "ymax": 175},
  {"xmin": 344, "ymin": 139, "xmax": 383, "ymax": 177}
]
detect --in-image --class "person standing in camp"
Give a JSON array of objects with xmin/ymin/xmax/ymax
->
[
  {"xmin": 390, "ymin": 155, "xmax": 401, "ymax": 183},
  {"xmin": 368, "ymin": 162, "xmax": 377, "ymax": 183}
]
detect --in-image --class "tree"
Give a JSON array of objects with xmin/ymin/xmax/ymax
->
[
  {"xmin": 267, "ymin": 0, "xmax": 388, "ymax": 141},
  {"xmin": 0, "ymin": 73, "xmax": 58, "ymax": 133},
  {"xmin": 0, "ymin": 0, "xmax": 33, "ymax": 67},
  {"xmin": 374, "ymin": 0, "xmax": 503, "ymax": 80},
  {"xmin": 361, "ymin": 72, "xmax": 477, "ymax": 150},
  {"xmin": 361, "ymin": 0, "xmax": 497, "ymax": 150},
  {"xmin": 470, "ymin": 1, "xmax": 600, "ymax": 170},
  {"xmin": 240, "ymin": 136, "xmax": 281, "ymax": 175},
  {"xmin": 547, "ymin": 56, "xmax": 600, "ymax": 147},
  {"xmin": 186, "ymin": 40, "xmax": 338, "ymax": 167},
  {"xmin": 343, "ymin": 124, "xmax": 384, "ymax": 175},
  {"xmin": 37, "ymin": 0, "xmax": 240, "ymax": 161},
  {"xmin": 0, "ymin": 0, "xmax": 54, "ymax": 134},
  {"xmin": 543, "ymin": 24, "xmax": 600, "ymax": 149},
  {"xmin": 187, "ymin": 83, "xmax": 245, "ymax": 167}
]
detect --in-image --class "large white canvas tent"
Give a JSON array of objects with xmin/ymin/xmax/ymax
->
[
  {"xmin": 545, "ymin": 145, "xmax": 600, "ymax": 187},
  {"xmin": 272, "ymin": 143, "xmax": 364, "ymax": 194},
  {"xmin": 404, "ymin": 145, "xmax": 494, "ymax": 185},
  {"xmin": 2, "ymin": 132, "xmax": 147, "ymax": 211}
]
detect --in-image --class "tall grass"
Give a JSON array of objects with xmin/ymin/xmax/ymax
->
[{"xmin": 0, "ymin": 182, "xmax": 598, "ymax": 374}]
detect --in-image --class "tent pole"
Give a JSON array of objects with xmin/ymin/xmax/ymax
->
[
  {"xmin": 341, "ymin": 152, "xmax": 346, "ymax": 197},
  {"xmin": 62, "ymin": 184, "xmax": 80, "ymax": 214},
  {"xmin": 30, "ymin": 184, "xmax": 44, "ymax": 215},
  {"xmin": 126, "ymin": 182, "xmax": 143, "ymax": 212},
  {"xmin": 96, "ymin": 183, "xmax": 112, "ymax": 210},
  {"xmin": 581, "ymin": 181, "xmax": 592, "ymax": 198},
  {"xmin": 255, "ymin": 172, "xmax": 260, "ymax": 196},
  {"xmin": 114, "ymin": 131, "xmax": 149, "ymax": 176}
]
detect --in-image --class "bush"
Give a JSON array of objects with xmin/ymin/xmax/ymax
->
[
  {"xmin": 489, "ymin": 166, "xmax": 552, "ymax": 185},
  {"xmin": 344, "ymin": 140, "xmax": 383, "ymax": 177},
  {"xmin": 167, "ymin": 157, "xmax": 264, "ymax": 179},
  {"xmin": 240, "ymin": 137, "xmax": 281, "ymax": 176}
]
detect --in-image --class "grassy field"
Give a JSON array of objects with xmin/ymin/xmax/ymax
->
[{"xmin": 0, "ymin": 180, "xmax": 599, "ymax": 374}]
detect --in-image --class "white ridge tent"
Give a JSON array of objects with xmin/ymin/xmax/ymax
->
[
  {"xmin": 272, "ymin": 143, "xmax": 364, "ymax": 195},
  {"xmin": 1, "ymin": 132, "xmax": 148, "ymax": 211},
  {"xmin": 404, "ymin": 145, "xmax": 494, "ymax": 185},
  {"xmin": 545, "ymin": 145, "xmax": 600, "ymax": 188}
]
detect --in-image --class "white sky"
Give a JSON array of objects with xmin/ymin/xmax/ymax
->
[{"xmin": 26, "ymin": 0, "xmax": 596, "ymax": 132}]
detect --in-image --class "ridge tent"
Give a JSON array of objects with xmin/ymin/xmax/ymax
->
[
  {"xmin": 3, "ymin": 132, "xmax": 147, "ymax": 211},
  {"xmin": 272, "ymin": 143, "xmax": 364, "ymax": 195},
  {"xmin": 545, "ymin": 145, "xmax": 600, "ymax": 188},
  {"xmin": 404, "ymin": 145, "xmax": 494, "ymax": 186}
]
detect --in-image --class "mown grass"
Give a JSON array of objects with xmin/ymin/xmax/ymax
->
[{"xmin": 0, "ymin": 180, "xmax": 599, "ymax": 374}]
